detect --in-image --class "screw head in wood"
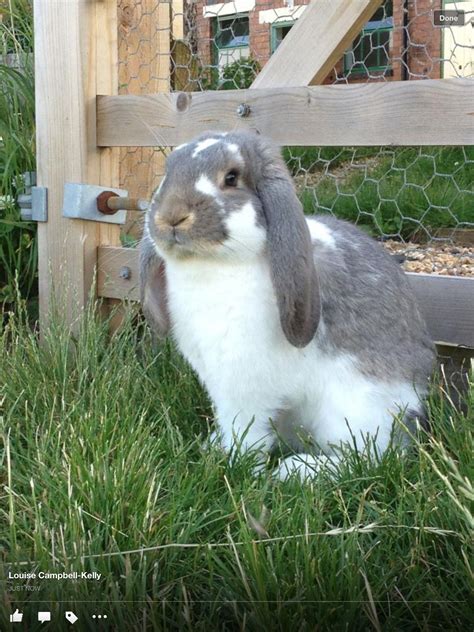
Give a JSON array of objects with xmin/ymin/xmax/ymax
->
[
  {"xmin": 119, "ymin": 266, "xmax": 132, "ymax": 280},
  {"xmin": 236, "ymin": 103, "xmax": 251, "ymax": 118}
]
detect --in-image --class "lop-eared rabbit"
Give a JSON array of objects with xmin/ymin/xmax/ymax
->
[{"xmin": 140, "ymin": 131, "xmax": 435, "ymax": 479}]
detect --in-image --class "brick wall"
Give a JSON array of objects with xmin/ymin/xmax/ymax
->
[
  {"xmin": 406, "ymin": 0, "xmax": 442, "ymax": 79},
  {"xmin": 195, "ymin": 3, "xmax": 213, "ymax": 67},
  {"xmin": 391, "ymin": 0, "xmax": 406, "ymax": 81}
]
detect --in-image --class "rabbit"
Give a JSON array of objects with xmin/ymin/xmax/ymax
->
[{"xmin": 139, "ymin": 131, "xmax": 436, "ymax": 480}]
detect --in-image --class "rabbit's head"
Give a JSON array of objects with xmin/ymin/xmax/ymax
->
[{"xmin": 143, "ymin": 131, "xmax": 320, "ymax": 347}]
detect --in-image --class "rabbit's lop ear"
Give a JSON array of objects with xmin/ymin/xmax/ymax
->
[
  {"xmin": 139, "ymin": 235, "xmax": 170, "ymax": 338},
  {"xmin": 257, "ymin": 154, "xmax": 320, "ymax": 348}
]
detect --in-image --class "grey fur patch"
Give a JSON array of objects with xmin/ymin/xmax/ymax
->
[
  {"xmin": 251, "ymin": 140, "xmax": 321, "ymax": 347},
  {"xmin": 139, "ymin": 233, "xmax": 170, "ymax": 338},
  {"xmin": 312, "ymin": 215, "xmax": 435, "ymax": 384}
]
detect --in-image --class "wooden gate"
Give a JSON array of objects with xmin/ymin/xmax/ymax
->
[{"xmin": 34, "ymin": 0, "xmax": 474, "ymax": 348}]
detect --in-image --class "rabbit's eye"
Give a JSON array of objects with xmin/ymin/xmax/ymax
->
[{"xmin": 224, "ymin": 170, "xmax": 239, "ymax": 187}]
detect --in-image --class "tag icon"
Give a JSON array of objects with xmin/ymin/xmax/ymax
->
[{"xmin": 65, "ymin": 611, "xmax": 79, "ymax": 624}]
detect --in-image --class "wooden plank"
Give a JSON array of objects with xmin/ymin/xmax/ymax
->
[
  {"xmin": 172, "ymin": 0, "xmax": 184, "ymax": 40},
  {"xmin": 96, "ymin": 0, "xmax": 121, "ymax": 249},
  {"xmin": 251, "ymin": 0, "xmax": 383, "ymax": 89},
  {"xmin": 96, "ymin": 0, "xmax": 122, "ymax": 328},
  {"xmin": 98, "ymin": 246, "xmax": 140, "ymax": 302},
  {"xmin": 96, "ymin": 78, "xmax": 474, "ymax": 147},
  {"xmin": 97, "ymin": 246, "xmax": 474, "ymax": 348},
  {"xmin": 35, "ymin": 0, "xmax": 101, "ymax": 329},
  {"xmin": 406, "ymin": 273, "xmax": 474, "ymax": 348}
]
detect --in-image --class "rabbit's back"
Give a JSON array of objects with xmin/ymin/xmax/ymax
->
[{"xmin": 307, "ymin": 215, "xmax": 435, "ymax": 385}]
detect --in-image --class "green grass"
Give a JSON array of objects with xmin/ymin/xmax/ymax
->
[
  {"xmin": 291, "ymin": 146, "xmax": 474, "ymax": 239},
  {"xmin": 1, "ymin": 304, "xmax": 473, "ymax": 630},
  {"xmin": 0, "ymin": 0, "xmax": 37, "ymax": 307}
]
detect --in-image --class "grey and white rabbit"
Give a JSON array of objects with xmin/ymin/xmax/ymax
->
[{"xmin": 140, "ymin": 131, "xmax": 435, "ymax": 479}]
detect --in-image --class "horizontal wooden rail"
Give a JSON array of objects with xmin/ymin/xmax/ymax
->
[
  {"xmin": 97, "ymin": 78, "xmax": 474, "ymax": 148},
  {"xmin": 97, "ymin": 246, "xmax": 474, "ymax": 348}
]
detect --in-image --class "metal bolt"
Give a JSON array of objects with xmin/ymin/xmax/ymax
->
[
  {"xmin": 119, "ymin": 266, "xmax": 132, "ymax": 280},
  {"xmin": 236, "ymin": 103, "xmax": 251, "ymax": 118},
  {"xmin": 97, "ymin": 190, "xmax": 121, "ymax": 215}
]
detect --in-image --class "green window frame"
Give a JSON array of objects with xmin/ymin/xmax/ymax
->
[
  {"xmin": 270, "ymin": 21, "xmax": 295, "ymax": 54},
  {"xmin": 344, "ymin": 23, "xmax": 393, "ymax": 75},
  {"xmin": 344, "ymin": 2, "xmax": 393, "ymax": 76}
]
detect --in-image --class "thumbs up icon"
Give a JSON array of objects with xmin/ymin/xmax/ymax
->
[{"xmin": 10, "ymin": 609, "xmax": 24, "ymax": 622}]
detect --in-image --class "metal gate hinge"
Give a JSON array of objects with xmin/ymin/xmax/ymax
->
[
  {"xmin": 18, "ymin": 172, "xmax": 48, "ymax": 222},
  {"xmin": 62, "ymin": 183, "xmax": 148, "ymax": 224}
]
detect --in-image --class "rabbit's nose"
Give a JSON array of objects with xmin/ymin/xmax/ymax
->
[
  {"xmin": 154, "ymin": 208, "xmax": 195, "ymax": 233},
  {"xmin": 169, "ymin": 214, "xmax": 190, "ymax": 227}
]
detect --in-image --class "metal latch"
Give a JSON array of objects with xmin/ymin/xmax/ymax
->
[
  {"xmin": 18, "ymin": 172, "xmax": 48, "ymax": 222},
  {"xmin": 62, "ymin": 183, "xmax": 148, "ymax": 224}
]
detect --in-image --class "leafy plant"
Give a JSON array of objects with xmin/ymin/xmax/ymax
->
[
  {"xmin": 219, "ymin": 56, "xmax": 260, "ymax": 90},
  {"xmin": 0, "ymin": 0, "xmax": 37, "ymax": 307},
  {"xmin": 199, "ymin": 57, "xmax": 260, "ymax": 91}
]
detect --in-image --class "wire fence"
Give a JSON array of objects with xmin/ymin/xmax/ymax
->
[{"xmin": 117, "ymin": 0, "xmax": 474, "ymax": 272}]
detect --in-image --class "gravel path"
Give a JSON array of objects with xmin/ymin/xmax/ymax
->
[{"xmin": 383, "ymin": 240, "xmax": 474, "ymax": 277}]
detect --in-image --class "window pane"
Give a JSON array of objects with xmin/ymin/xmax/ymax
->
[
  {"xmin": 352, "ymin": 33, "xmax": 366, "ymax": 62},
  {"xmin": 272, "ymin": 23, "xmax": 294, "ymax": 52},
  {"xmin": 218, "ymin": 46, "xmax": 250, "ymax": 69},
  {"xmin": 277, "ymin": 25, "xmax": 292, "ymax": 45},
  {"xmin": 348, "ymin": 28, "xmax": 390, "ymax": 72},
  {"xmin": 216, "ymin": 17, "xmax": 249, "ymax": 48},
  {"xmin": 370, "ymin": 0, "xmax": 393, "ymax": 22},
  {"xmin": 364, "ymin": 30, "xmax": 390, "ymax": 69}
]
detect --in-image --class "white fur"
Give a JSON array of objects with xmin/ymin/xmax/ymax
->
[
  {"xmin": 306, "ymin": 218, "xmax": 337, "ymax": 249},
  {"xmin": 146, "ymin": 178, "xmax": 166, "ymax": 236},
  {"xmin": 221, "ymin": 202, "xmax": 266, "ymax": 259},
  {"xmin": 144, "ymin": 210, "xmax": 150, "ymax": 236},
  {"xmin": 193, "ymin": 138, "xmax": 220, "ymax": 157},
  {"xmin": 195, "ymin": 175, "xmax": 218, "ymax": 198},
  {"xmin": 164, "ymin": 247, "xmax": 423, "ymax": 479},
  {"xmin": 225, "ymin": 143, "xmax": 244, "ymax": 162},
  {"xmin": 174, "ymin": 143, "xmax": 188, "ymax": 152}
]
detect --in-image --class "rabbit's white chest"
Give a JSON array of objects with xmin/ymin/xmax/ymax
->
[{"xmin": 165, "ymin": 257, "xmax": 281, "ymax": 381}]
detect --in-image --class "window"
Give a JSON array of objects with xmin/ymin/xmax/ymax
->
[
  {"xmin": 271, "ymin": 21, "xmax": 294, "ymax": 53},
  {"xmin": 344, "ymin": 3, "xmax": 393, "ymax": 75},
  {"xmin": 214, "ymin": 15, "xmax": 250, "ymax": 70}
]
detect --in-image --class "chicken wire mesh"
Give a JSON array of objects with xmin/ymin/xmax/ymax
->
[{"xmin": 118, "ymin": 0, "xmax": 474, "ymax": 274}]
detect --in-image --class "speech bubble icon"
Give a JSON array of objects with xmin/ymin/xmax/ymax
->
[
  {"xmin": 65, "ymin": 611, "xmax": 78, "ymax": 624},
  {"xmin": 38, "ymin": 611, "xmax": 51, "ymax": 623}
]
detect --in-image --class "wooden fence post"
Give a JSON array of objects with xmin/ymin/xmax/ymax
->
[{"xmin": 34, "ymin": 0, "xmax": 121, "ymax": 331}]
